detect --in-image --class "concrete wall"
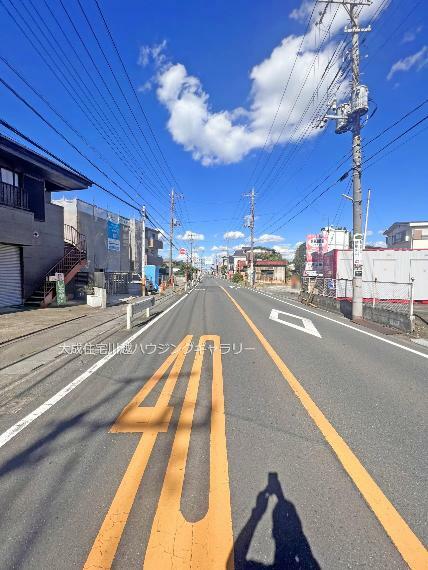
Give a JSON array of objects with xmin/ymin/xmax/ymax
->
[
  {"xmin": 0, "ymin": 204, "xmax": 34, "ymax": 246},
  {"xmin": 300, "ymin": 292, "xmax": 413, "ymax": 332},
  {"xmin": 22, "ymin": 201, "xmax": 64, "ymax": 298},
  {"xmin": 55, "ymin": 198, "xmax": 131, "ymax": 273}
]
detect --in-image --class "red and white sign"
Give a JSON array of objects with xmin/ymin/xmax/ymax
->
[
  {"xmin": 305, "ymin": 233, "xmax": 328, "ymax": 275},
  {"xmin": 179, "ymin": 248, "xmax": 187, "ymax": 255}
]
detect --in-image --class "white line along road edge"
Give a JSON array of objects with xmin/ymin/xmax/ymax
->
[
  {"xmin": 270, "ymin": 309, "xmax": 322, "ymax": 338},
  {"xmin": 251, "ymin": 288, "xmax": 428, "ymax": 360},
  {"xmin": 0, "ymin": 292, "xmax": 190, "ymax": 450}
]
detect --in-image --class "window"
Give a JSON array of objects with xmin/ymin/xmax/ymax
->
[
  {"xmin": 0, "ymin": 168, "xmax": 19, "ymax": 187},
  {"xmin": 392, "ymin": 231, "xmax": 407, "ymax": 244}
]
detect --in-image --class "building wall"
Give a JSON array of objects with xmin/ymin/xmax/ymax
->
[
  {"xmin": 0, "ymin": 204, "xmax": 34, "ymax": 246},
  {"xmin": 385, "ymin": 223, "xmax": 428, "ymax": 249},
  {"xmin": 22, "ymin": 200, "xmax": 64, "ymax": 298},
  {"xmin": 54, "ymin": 199, "xmax": 164, "ymax": 275},
  {"xmin": 255, "ymin": 265, "xmax": 287, "ymax": 283},
  {"xmin": 129, "ymin": 219, "xmax": 163, "ymax": 273}
]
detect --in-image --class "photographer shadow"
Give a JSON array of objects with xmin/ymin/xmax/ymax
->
[{"xmin": 229, "ymin": 473, "xmax": 320, "ymax": 569}]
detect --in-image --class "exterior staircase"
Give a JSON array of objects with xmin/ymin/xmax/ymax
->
[{"xmin": 25, "ymin": 225, "xmax": 87, "ymax": 308}]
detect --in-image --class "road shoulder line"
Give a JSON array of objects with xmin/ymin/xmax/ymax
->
[
  {"xmin": 221, "ymin": 286, "xmax": 428, "ymax": 569},
  {"xmin": 0, "ymin": 291, "xmax": 190, "ymax": 450},
  {"xmin": 241, "ymin": 286, "xmax": 428, "ymax": 359}
]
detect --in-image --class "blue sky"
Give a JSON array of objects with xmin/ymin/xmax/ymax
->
[{"xmin": 0, "ymin": 0, "xmax": 427, "ymax": 264}]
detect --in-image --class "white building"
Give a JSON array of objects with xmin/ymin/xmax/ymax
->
[
  {"xmin": 305, "ymin": 227, "xmax": 350, "ymax": 276},
  {"xmin": 53, "ymin": 198, "xmax": 163, "ymax": 274},
  {"xmin": 383, "ymin": 221, "xmax": 428, "ymax": 249}
]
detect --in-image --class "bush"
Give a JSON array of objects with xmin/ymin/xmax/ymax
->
[{"xmin": 232, "ymin": 272, "xmax": 244, "ymax": 283}]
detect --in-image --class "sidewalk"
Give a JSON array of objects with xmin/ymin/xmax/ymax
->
[
  {"xmin": 0, "ymin": 304, "xmax": 116, "ymax": 345},
  {"xmin": 0, "ymin": 287, "xmax": 188, "ymax": 374}
]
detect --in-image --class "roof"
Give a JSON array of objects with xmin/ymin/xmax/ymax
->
[
  {"xmin": 255, "ymin": 260, "xmax": 287, "ymax": 267},
  {"xmin": 384, "ymin": 221, "xmax": 428, "ymax": 234},
  {"xmin": 233, "ymin": 249, "xmax": 246, "ymax": 256},
  {"xmin": 0, "ymin": 134, "xmax": 92, "ymax": 191}
]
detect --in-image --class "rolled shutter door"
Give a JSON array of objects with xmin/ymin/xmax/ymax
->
[{"xmin": 0, "ymin": 244, "xmax": 22, "ymax": 307}]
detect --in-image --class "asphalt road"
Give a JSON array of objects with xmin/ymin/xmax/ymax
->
[{"xmin": 0, "ymin": 278, "xmax": 426, "ymax": 569}]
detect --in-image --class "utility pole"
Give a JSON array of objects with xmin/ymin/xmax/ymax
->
[
  {"xmin": 169, "ymin": 189, "xmax": 175, "ymax": 286},
  {"xmin": 169, "ymin": 189, "xmax": 181, "ymax": 287},
  {"xmin": 244, "ymin": 189, "xmax": 256, "ymax": 286},
  {"xmin": 189, "ymin": 232, "xmax": 194, "ymax": 281},
  {"xmin": 141, "ymin": 205, "xmax": 146, "ymax": 297},
  {"xmin": 319, "ymin": 0, "xmax": 371, "ymax": 320}
]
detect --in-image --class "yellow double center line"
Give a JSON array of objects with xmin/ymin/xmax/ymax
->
[
  {"xmin": 222, "ymin": 286, "xmax": 427, "ymax": 569},
  {"xmin": 84, "ymin": 335, "xmax": 234, "ymax": 569}
]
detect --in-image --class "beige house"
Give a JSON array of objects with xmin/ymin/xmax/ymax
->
[
  {"xmin": 383, "ymin": 221, "xmax": 428, "ymax": 249},
  {"xmin": 254, "ymin": 260, "xmax": 288, "ymax": 284}
]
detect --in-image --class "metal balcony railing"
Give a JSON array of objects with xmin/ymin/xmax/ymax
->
[
  {"xmin": 64, "ymin": 223, "xmax": 87, "ymax": 253},
  {"xmin": 0, "ymin": 182, "xmax": 28, "ymax": 210}
]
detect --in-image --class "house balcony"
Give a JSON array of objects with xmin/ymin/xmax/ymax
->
[
  {"xmin": 147, "ymin": 237, "xmax": 163, "ymax": 250},
  {"xmin": 0, "ymin": 182, "xmax": 29, "ymax": 210}
]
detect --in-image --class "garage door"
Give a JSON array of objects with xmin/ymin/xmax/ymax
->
[{"xmin": 0, "ymin": 244, "xmax": 22, "ymax": 307}]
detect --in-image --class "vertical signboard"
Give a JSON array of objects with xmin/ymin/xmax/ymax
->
[
  {"xmin": 107, "ymin": 220, "xmax": 121, "ymax": 252},
  {"xmin": 305, "ymin": 234, "xmax": 328, "ymax": 276},
  {"xmin": 353, "ymin": 233, "xmax": 363, "ymax": 277},
  {"xmin": 55, "ymin": 272, "xmax": 66, "ymax": 305}
]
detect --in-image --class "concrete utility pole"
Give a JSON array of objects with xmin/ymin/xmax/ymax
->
[
  {"xmin": 320, "ymin": 0, "xmax": 371, "ymax": 320},
  {"xmin": 141, "ymin": 205, "xmax": 146, "ymax": 297},
  {"xmin": 169, "ymin": 189, "xmax": 181, "ymax": 286},
  {"xmin": 244, "ymin": 189, "xmax": 256, "ymax": 286},
  {"xmin": 169, "ymin": 189, "xmax": 175, "ymax": 285},
  {"xmin": 189, "ymin": 232, "xmax": 194, "ymax": 280}
]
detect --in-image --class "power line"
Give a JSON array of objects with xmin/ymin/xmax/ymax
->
[
  {"xmin": 258, "ymin": 96, "xmax": 428, "ymax": 235},
  {"xmin": 245, "ymin": 1, "xmax": 318, "ymax": 190},
  {"xmin": 0, "ymin": 120, "xmax": 183, "ymax": 253},
  {"xmin": 74, "ymin": 0, "xmax": 171, "ymax": 196},
  {"xmin": 0, "ymin": 0, "xmax": 169, "ymax": 208},
  {"xmin": 93, "ymin": 0, "xmax": 179, "ymax": 191},
  {"xmin": 0, "ymin": 75, "xmax": 171, "ymax": 227},
  {"xmin": 57, "ymin": 0, "xmax": 170, "ymax": 198},
  {"xmin": 268, "ymin": 112, "xmax": 428, "ymax": 234}
]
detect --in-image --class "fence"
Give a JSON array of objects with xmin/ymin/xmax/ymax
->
[
  {"xmin": 104, "ymin": 272, "xmax": 131, "ymax": 295},
  {"xmin": 301, "ymin": 277, "xmax": 414, "ymax": 316}
]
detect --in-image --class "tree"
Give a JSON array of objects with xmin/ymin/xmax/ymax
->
[
  {"xmin": 232, "ymin": 272, "xmax": 244, "ymax": 283},
  {"xmin": 293, "ymin": 242, "xmax": 306, "ymax": 275},
  {"xmin": 256, "ymin": 251, "xmax": 283, "ymax": 261}
]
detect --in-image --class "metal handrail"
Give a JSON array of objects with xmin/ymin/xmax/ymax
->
[
  {"xmin": 42, "ymin": 247, "xmax": 86, "ymax": 296},
  {"xmin": 64, "ymin": 224, "xmax": 86, "ymax": 253}
]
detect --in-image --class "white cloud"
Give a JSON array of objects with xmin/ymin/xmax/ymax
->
[
  {"xmin": 223, "ymin": 230, "xmax": 245, "ymax": 239},
  {"xmin": 211, "ymin": 245, "xmax": 227, "ymax": 251},
  {"xmin": 273, "ymin": 243, "xmax": 296, "ymax": 259},
  {"xmin": 254, "ymin": 233, "xmax": 284, "ymax": 244},
  {"xmin": 138, "ymin": 80, "xmax": 153, "ymax": 93},
  {"xmin": 289, "ymin": 0, "xmax": 313, "ymax": 23},
  {"xmin": 138, "ymin": 40, "xmax": 168, "ymax": 68},
  {"xmin": 378, "ymin": 229, "xmax": 386, "ymax": 235},
  {"xmin": 402, "ymin": 26, "xmax": 423, "ymax": 44},
  {"xmin": 366, "ymin": 230, "xmax": 373, "ymax": 236},
  {"xmin": 387, "ymin": 46, "xmax": 428, "ymax": 80},
  {"xmin": 196, "ymin": 246, "xmax": 205, "ymax": 251},
  {"xmin": 146, "ymin": 1, "xmax": 386, "ymax": 166},
  {"xmin": 178, "ymin": 230, "xmax": 205, "ymax": 241}
]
